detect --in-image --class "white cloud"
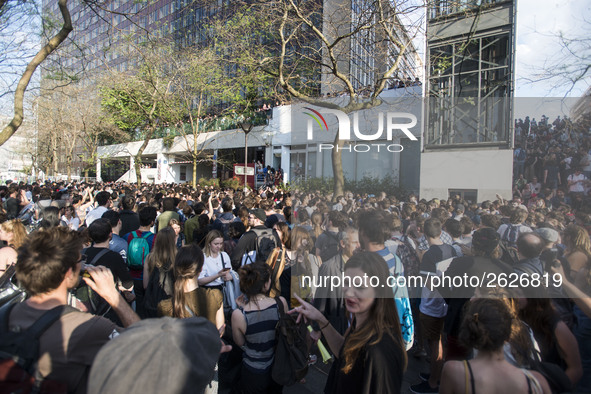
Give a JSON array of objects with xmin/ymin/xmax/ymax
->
[{"xmin": 515, "ymin": 0, "xmax": 590, "ymax": 97}]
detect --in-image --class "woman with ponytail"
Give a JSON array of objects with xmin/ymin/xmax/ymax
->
[
  {"xmin": 231, "ymin": 262, "xmax": 287, "ymax": 394},
  {"xmin": 158, "ymin": 244, "xmax": 224, "ymax": 329},
  {"xmin": 291, "ymin": 251, "xmax": 407, "ymax": 394}
]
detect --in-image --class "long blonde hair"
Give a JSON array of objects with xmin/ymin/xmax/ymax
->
[
  {"xmin": 563, "ymin": 224, "xmax": 591, "ymax": 258},
  {"xmin": 1, "ymin": 219, "xmax": 27, "ymax": 249}
]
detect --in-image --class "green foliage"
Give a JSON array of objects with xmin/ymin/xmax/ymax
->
[
  {"xmin": 221, "ymin": 176, "xmax": 242, "ymax": 190},
  {"xmin": 162, "ymin": 134, "xmax": 175, "ymax": 149},
  {"xmin": 198, "ymin": 177, "xmax": 220, "ymax": 188}
]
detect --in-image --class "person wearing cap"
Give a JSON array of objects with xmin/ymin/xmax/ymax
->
[
  {"xmin": 230, "ymin": 208, "xmax": 280, "ymax": 269},
  {"xmin": 7, "ymin": 227, "xmax": 140, "ymax": 394},
  {"xmin": 88, "ymin": 317, "xmax": 228, "ymax": 394}
]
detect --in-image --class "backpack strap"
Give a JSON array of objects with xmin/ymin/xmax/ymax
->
[
  {"xmin": 22, "ymin": 305, "xmax": 77, "ymax": 340},
  {"xmin": 142, "ymin": 232, "xmax": 151, "ymax": 240},
  {"xmin": 87, "ymin": 248, "xmax": 110, "ymax": 267},
  {"xmin": 274, "ymin": 297, "xmax": 285, "ymax": 317},
  {"xmin": 0, "ymin": 302, "xmax": 18, "ymax": 333}
]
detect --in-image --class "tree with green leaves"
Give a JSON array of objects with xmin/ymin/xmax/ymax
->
[
  {"xmin": 217, "ymin": 0, "xmax": 424, "ymax": 198},
  {"xmin": 100, "ymin": 38, "xmax": 182, "ymax": 186}
]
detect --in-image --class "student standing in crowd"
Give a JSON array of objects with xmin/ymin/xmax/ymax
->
[
  {"xmin": 158, "ymin": 244, "xmax": 223, "ymax": 328},
  {"xmin": 232, "ymin": 263, "xmax": 286, "ymax": 394},
  {"xmin": 291, "ymin": 252, "xmax": 407, "ymax": 394},
  {"xmin": 198, "ymin": 230, "xmax": 233, "ymax": 296}
]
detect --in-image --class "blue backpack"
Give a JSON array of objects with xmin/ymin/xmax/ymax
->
[{"xmin": 128, "ymin": 231, "xmax": 151, "ymax": 270}]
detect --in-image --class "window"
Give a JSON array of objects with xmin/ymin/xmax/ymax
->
[
  {"xmin": 448, "ymin": 189, "xmax": 478, "ymax": 204},
  {"xmin": 426, "ymin": 33, "xmax": 511, "ymax": 147},
  {"xmin": 180, "ymin": 166, "xmax": 187, "ymax": 181}
]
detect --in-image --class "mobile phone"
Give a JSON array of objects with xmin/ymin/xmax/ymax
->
[{"xmin": 221, "ymin": 268, "xmax": 231, "ymax": 272}]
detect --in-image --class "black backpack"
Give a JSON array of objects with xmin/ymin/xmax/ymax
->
[
  {"xmin": 143, "ymin": 267, "xmax": 173, "ymax": 318},
  {"xmin": 271, "ymin": 298, "xmax": 310, "ymax": 386},
  {"xmin": 318, "ymin": 231, "xmax": 340, "ymax": 263},
  {"xmin": 252, "ymin": 228, "xmax": 278, "ymax": 263},
  {"xmin": 0, "ymin": 304, "xmax": 76, "ymax": 394}
]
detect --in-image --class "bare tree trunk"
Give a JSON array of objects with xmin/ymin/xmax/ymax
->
[
  {"xmin": 66, "ymin": 155, "xmax": 72, "ymax": 181},
  {"xmin": 193, "ymin": 156, "xmax": 198, "ymax": 188},
  {"xmin": 52, "ymin": 133, "xmax": 59, "ymax": 176},
  {"xmin": 0, "ymin": 0, "xmax": 72, "ymax": 146},
  {"xmin": 331, "ymin": 134, "xmax": 345, "ymax": 201},
  {"xmin": 134, "ymin": 128, "xmax": 155, "ymax": 186}
]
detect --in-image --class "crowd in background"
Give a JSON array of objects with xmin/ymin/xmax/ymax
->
[{"xmin": 0, "ymin": 114, "xmax": 590, "ymax": 394}]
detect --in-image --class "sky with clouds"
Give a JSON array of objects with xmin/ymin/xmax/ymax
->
[
  {"xmin": 1, "ymin": 0, "xmax": 589, "ymax": 119},
  {"xmin": 514, "ymin": 0, "xmax": 590, "ymax": 97}
]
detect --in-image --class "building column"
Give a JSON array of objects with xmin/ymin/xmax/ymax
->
[
  {"xmin": 212, "ymin": 149, "xmax": 218, "ymax": 179},
  {"xmin": 128, "ymin": 155, "xmax": 135, "ymax": 183},
  {"xmin": 281, "ymin": 145, "xmax": 290, "ymax": 184},
  {"xmin": 96, "ymin": 158, "xmax": 102, "ymax": 182},
  {"xmin": 265, "ymin": 145, "xmax": 273, "ymax": 168},
  {"xmin": 157, "ymin": 153, "xmax": 170, "ymax": 184}
]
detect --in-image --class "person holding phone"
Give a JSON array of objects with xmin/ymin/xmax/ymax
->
[{"xmin": 198, "ymin": 230, "xmax": 233, "ymax": 294}]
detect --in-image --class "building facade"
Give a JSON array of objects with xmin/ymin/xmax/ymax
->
[{"xmin": 420, "ymin": 0, "xmax": 516, "ymax": 201}]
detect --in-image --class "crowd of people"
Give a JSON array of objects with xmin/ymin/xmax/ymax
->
[
  {"xmin": 513, "ymin": 115, "xmax": 591, "ymax": 211},
  {"xmin": 0, "ymin": 115, "xmax": 589, "ymax": 394}
]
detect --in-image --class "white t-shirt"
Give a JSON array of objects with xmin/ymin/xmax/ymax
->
[
  {"xmin": 568, "ymin": 173, "xmax": 587, "ymax": 193},
  {"xmin": 199, "ymin": 251, "xmax": 231, "ymax": 287},
  {"xmin": 61, "ymin": 215, "xmax": 80, "ymax": 231}
]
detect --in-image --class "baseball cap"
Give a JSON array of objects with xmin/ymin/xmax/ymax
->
[
  {"xmin": 249, "ymin": 208, "xmax": 267, "ymax": 222},
  {"xmin": 535, "ymin": 227, "xmax": 559, "ymax": 244}
]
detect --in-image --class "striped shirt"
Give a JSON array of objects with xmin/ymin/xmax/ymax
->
[{"xmin": 241, "ymin": 302, "xmax": 280, "ymax": 373}]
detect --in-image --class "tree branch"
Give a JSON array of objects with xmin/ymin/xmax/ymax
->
[{"xmin": 0, "ymin": 0, "xmax": 73, "ymax": 146}]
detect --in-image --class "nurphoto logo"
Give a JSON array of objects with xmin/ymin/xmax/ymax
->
[{"xmin": 304, "ymin": 107, "xmax": 418, "ymax": 153}]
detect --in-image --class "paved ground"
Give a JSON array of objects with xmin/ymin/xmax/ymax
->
[{"xmin": 285, "ymin": 348, "xmax": 429, "ymax": 393}]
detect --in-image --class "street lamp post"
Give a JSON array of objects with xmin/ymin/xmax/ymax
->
[{"xmin": 239, "ymin": 121, "xmax": 253, "ymax": 190}]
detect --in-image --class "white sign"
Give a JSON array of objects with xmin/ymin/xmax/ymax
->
[{"xmin": 235, "ymin": 166, "xmax": 255, "ymax": 176}]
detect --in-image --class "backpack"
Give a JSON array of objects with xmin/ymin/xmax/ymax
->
[
  {"xmin": 17, "ymin": 203, "xmax": 36, "ymax": 226},
  {"xmin": 499, "ymin": 239, "xmax": 520, "ymax": 266},
  {"xmin": 0, "ymin": 304, "xmax": 76, "ymax": 394},
  {"xmin": 318, "ymin": 231, "xmax": 339, "ymax": 263},
  {"xmin": 266, "ymin": 248, "xmax": 287, "ymax": 298},
  {"xmin": 128, "ymin": 231, "xmax": 151, "ymax": 270},
  {"xmin": 216, "ymin": 216, "xmax": 234, "ymax": 240},
  {"xmin": 272, "ymin": 298, "xmax": 310, "ymax": 386},
  {"xmin": 501, "ymin": 224, "xmax": 520, "ymax": 248},
  {"xmin": 252, "ymin": 228, "xmax": 278, "ymax": 263},
  {"xmin": 143, "ymin": 267, "xmax": 173, "ymax": 318}
]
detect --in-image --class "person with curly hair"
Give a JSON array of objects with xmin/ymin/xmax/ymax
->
[{"xmin": 0, "ymin": 218, "xmax": 27, "ymax": 273}]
